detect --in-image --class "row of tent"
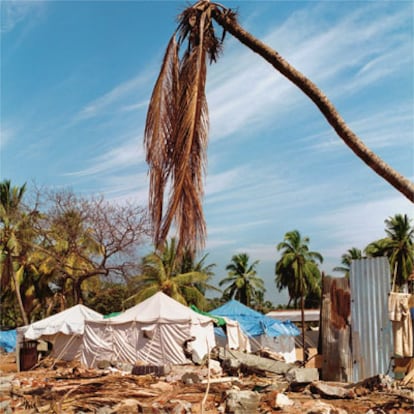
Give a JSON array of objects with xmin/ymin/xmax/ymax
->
[{"xmin": 12, "ymin": 292, "xmax": 300, "ymax": 369}]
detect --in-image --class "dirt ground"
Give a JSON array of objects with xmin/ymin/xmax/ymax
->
[{"xmin": 1, "ymin": 353, "xmax": 413, "ymax": 414}]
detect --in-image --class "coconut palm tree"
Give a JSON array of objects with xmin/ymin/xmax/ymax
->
[
  {"xmin": 365, "ymin": 214, "xmax": 414, "ymax": 289},
  {"xmin": 144, "ymin": 0, "xmax": 413, "ymax": 260},
  {"xmin": 275, "ymin": 230, "xmax": 322, "ymax": 360},
  {"xmin": 333, "ymin": 247, "xmax": 364, "ymax": 278},
  {"xmin": 130, "ymin": 238, "xmax": 217, "ymax": 309},
  {"xmin": 219, "ymin": 253, "xmax": 265, "ymax": 306},
  {"xmin": 0, "ymin": 180, "xmax": 30, "ymax": 324}
]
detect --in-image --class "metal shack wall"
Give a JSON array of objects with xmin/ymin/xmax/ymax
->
[{"xmin": 350, "ymin": 257, "xmax": 392, "ymax": 382}]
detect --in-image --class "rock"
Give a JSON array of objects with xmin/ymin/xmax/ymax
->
[
  {"xmin": 274, "ymin": 392, "xmax": 295, "ymax": 409},
  {"xmin": 181, "ymin": 372, "xmax": 201, "ymax": 384},
  {"xmin": 286, "ymin": 367, "xmax": 319, "ymax": 383},
  {"xmin": 310, "ymin": 381, "xmax": 355, "ymax": 399},
  {"xmin": 208, "ymin": 359, "xmax": 223, "ymax": 376},
  {"xmin": 225, "ymin": 389, "xmax": 260, "ymax": 413},
  {"xmin": 303, "ymin": 399, "xmax": 348, "ymax": 414},
  {"xmin": 220, "ymin": 349, "xmax": 294, "ymax": 375}
]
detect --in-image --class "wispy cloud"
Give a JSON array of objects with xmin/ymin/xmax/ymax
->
[
  {"xmin": 65, "ymin": 137, "xmax": 145, "ymax": 177},
  {"xmin": 1, "ymin": 0, "xmax": 45, "ymax": 33},
  {"xmin": 73, "ymin": 75, "xmax": 151, "ymax": 122}
]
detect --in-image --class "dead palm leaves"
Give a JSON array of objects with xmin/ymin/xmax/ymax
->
[{"xmin": 144, "ymin": 1, "xmax": 228, "ymax": 257}]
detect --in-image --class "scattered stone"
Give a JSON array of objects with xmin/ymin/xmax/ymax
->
[
  {"xmin": 181, "ymin": 372, "xmax": 201, "ymax": 384},
  {"xmin": 220, "ymin": 349, "xmax": 294, "ymax": 376},
  {"xmin": 286, "ymin": 367, "xmax": 319, "ymax": 383},
  {"xmin": 310, "ymin": 381, "xmax": 355, "ymax": 399},
  {"xmin": 225, "ymin": 389, "xmax": 260, "ymax": 414},
  {"xmin": 274, "ymin": 392, "xmax": 295, "ymax": 409}
]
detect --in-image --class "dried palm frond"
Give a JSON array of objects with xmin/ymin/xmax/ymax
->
[{"xmin": 144, "ymin": 1, "xmax": 226, "ymax": 258}]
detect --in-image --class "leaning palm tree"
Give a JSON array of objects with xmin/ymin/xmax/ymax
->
[
  {"xmin": 275, "ymin": 230, "xmax": 322, "ymax": 360},
  {"xmin": 365, "ymin": 214, "xmax": 414, "ymax": 289},
  {"xmin": 333, "ymin": 247, "xmax": 364, "ymax": 278},
  {"xmin": 219, "ymin": 253, "xmax": 265, "ymax": 306},
  {"xmin": 145, "ymin": 0, "xmax": 414, "ymax": 259}
]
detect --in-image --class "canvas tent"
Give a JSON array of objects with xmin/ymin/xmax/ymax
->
[
  {"xmin": 17, "ymin": 304, "xmax": 103, "ymax": 363},
  {"xmin": 81, "ymin": 292, "xmax": 216, "ymax": 368},
  {"xmin": 211, "ymin": 300, "xmax": 300, "ymax": 362}
]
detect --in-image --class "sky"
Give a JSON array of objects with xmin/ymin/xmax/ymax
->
[{"xmin": 1, "ymin": 0, "xmax": 413, "ymax": 305}]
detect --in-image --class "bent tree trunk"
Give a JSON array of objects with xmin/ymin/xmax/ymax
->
[{"xmin": 212, "ymin": 10, "xmax": 414, "ymax": 203}]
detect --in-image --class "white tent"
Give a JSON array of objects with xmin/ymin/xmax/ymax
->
[
  {"xmin": 81, "ymin": 292, "xmax": 216, "ymax": 368},
  {"xmin": 17, "ymin": 304, "xmax": 103, "ymax": 362}
]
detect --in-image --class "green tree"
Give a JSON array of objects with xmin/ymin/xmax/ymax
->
[
  {"xmin": 333, "ymin": 247, "xmax": 364, "ymax": 278},
  {"xmin": 365, "ymin": 213, "xmax": 414, "ymax": 289},
  {"xmin": 0, "ymin": 180, "xmax": 32, "ymax": 325},
  {"xmin": 130, "ymin": 238, "xmax": 217, "ymax": 309},
  {"xmin": 219, "ymin": 253, "xmax": 265, "ymax": 306},
  {"xmin": 144, "ymin": 1, "xmax": 413, "ymax": 263},
  {"xmin": 275, "ymin": 230, "xmax": 322, "ymax": 360}
]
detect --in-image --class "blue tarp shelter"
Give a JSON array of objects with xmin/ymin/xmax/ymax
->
[
  {"xmin": 211, "ymin": 300, "xmax": 300, "ymax": 337},
  {"xmin": 211, "ymin": 300, "xmax": 300, "ymax": 362},
  {"xmin": 0, "ymin": 330, "xmax": 17, "ymax": 353}
]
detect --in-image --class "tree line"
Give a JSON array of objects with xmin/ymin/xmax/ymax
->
[{"xmin": 1, "ymin": 180, "xmax": 412, "ymax": 329}]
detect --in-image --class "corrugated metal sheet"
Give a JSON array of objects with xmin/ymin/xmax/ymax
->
[{"xmin": 350, "ymin": 257, "xmax": 393, "ymax": 382}]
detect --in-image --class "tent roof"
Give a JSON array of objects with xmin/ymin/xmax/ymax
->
[
  {"xmin": 18, "ymin": 304, "xmax": 103, "ymax": 340},
  {"xmin": 211, "ymin": 300, "xmax": 300, "ymax": 337},
  {"xmin": 107, "ymin": 292, "xmax": 213, "ymax": 324}
]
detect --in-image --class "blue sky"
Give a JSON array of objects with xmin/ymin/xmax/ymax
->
[{"xmin": 1, "ymin": 0, "xmax": 413, "ymax": 305}]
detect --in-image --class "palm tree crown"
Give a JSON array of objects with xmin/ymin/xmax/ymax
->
[
  {"xmin": 365, "ymin": 213, "xmax": 414, "ymax": 288},
  {"xmin": 219, "ymin": 253, "xmax": 265, "ymax": 306},
  {"xmin": 131, "ymin": 238, "xmax": 217, "ymax": 309},
  {"xmin": 333, "ymin": 247, "xmax": 364, "ymax": 278},
  {"xmin": 275, "ymin": 230, "xmax": 323, "ymax": 307}
]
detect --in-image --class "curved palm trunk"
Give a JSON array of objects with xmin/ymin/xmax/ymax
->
[{"xmin": 212, "ymin": 10, "xmax": 414, "ymax": 202}]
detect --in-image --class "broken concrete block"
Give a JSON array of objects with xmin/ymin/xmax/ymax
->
[
  {"xmin": 310, "ymin": 381, "xmax": 355, "ymax": 399},
  {"xmin": 274, "ymin": 392, "xmax": 294, "ymax": 409},
  {"xmin": 286, "ymin": 367, "xmax": 319, "ymax": 383},
  {"xmin": 225, "ymin": 389, "xmax": 260, "ymax": 413},
  {"xmin": 221, "ymin": 349, "xmax": 294, "ymax": 375}
]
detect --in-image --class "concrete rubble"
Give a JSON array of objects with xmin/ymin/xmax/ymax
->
[{"xmin": 0, "ymin": 350, "xmax": 413, "ymax": 413}]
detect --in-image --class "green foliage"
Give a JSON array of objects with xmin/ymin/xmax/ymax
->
[
  {"xmin": 129, "ymin": 238, "xmax": 218, "ymax": 310},
  {"xmin": 219, "ymin": 253, "xmax": 265, "ymax": 307},
  {"xmin": 365, "ymin": 213, "xmax": 414, "ymax": 289},
  {"xmin": 84, "ymin": 281, "xmax": 130, "ymax": 315},
  {"xmin": 275, "ymin": 230, "xmax": 322, "ymax": 308}
]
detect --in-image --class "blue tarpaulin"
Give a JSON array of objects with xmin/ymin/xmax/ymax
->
[
  {"xmin": 0, "ymin": 330, "xmax": 17, "ymax": 353},
  {"xmin": 211, "ymin": 300, "xmax": 300, "ymax": 338}
]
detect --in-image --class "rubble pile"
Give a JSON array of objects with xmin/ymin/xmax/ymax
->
[{"xmin": 1, "ymin": 351, "xmax": 413, "ymax": 414}]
